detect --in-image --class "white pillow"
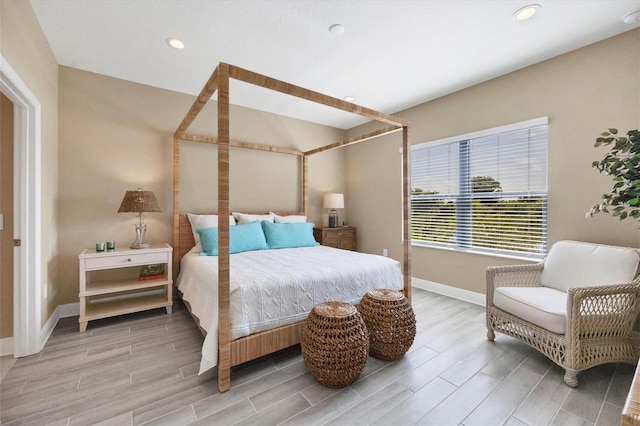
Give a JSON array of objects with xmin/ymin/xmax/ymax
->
[
  {"xmin": 232, "ymin": 212, "xmax": 275, "ymax": 224},
  {"xmin": 187, "ymin": 213, "xmax": 236, "ymax": 252},
  {"xmin": 271, "ymin": 212, "xmax": 307, "ymax": 223}
]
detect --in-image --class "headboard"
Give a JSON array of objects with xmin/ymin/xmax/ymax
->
[{"xmin": 175, "ymin": 211, "xmax": 306, "ymax": 271}]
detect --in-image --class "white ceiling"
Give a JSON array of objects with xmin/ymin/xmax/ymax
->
[{"xmin": 29, "ymin": 0, "xmax": 640, "ymax": 130}]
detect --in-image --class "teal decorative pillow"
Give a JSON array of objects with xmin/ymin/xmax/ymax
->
[
  {"xmin": 261, "ymin": 220, "xmax": 319, "ymax": 249},
  {"xmin": 197, "ymin": 221, "xmax": 268, "ymax": 256}
]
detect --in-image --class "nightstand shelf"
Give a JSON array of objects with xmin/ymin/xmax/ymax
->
[
  {"xmin": 313, "ymin": 227, "xmax": 357, "ymax": 251},
  {"xmin": 82, "ymin": 277, "xmax": 172, "ymax": 297},
  {"xmin": 78, "ymin": 243, "xmax": 173, "ymax": 332},
  {"xmin": 82, "ymin": 293, "xmax": 171, "ymax": 322}
]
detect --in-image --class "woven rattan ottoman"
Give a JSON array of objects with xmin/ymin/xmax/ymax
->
[
  {"xmin": 357, "ymin": 289, "xmax": 416, "ymax": 361},
  {"xmin": 301, "ymin": 301, "xmax": 369, "ymax": 388}
]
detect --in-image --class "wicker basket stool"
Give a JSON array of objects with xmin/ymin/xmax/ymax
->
[
  {"xmin": 301, "ymin": 301, "xmax": 369, "ymax": 388},
  {"xmin": 357, "ymin": 289, "xmax": 416, "ymax": 361}
]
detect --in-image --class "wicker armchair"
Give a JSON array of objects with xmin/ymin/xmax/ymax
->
[{"xmin": 486, "ymin": 240, "xmax": 640, "ymax": 387}]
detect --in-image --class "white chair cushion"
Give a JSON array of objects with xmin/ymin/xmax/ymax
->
[
  {"xmin": 494, "ymin": 286, "xmax": 567, "ymax": 334},
  {"xmin": 540, "ymin": 240, "xmax": 640, "ymax": 292}
]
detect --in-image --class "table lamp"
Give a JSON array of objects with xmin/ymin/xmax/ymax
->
[
  {"xmin": 118, "ymin": 188, "xmax": 161, "ymax": 249},
  {"xmin": 323, "ymin": 193, "xmax": 344, "ymax": 228}
]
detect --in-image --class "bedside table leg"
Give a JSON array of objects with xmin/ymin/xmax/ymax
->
[
  {"xmin": 79, "ymin": 321, "xmax": 88, "ymax": 332},
  {"xmin": 166, "ymin": 306, "xmax": 173, "ymax": 314}
]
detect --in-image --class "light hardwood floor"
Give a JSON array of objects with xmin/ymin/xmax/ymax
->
[
  {"xmin": 0, "ymin": 355, "xmax": 17, "ymax": 384},
  {"xmin": 0, "ymin": 288, "xmax": 634, "ymax": 425}
]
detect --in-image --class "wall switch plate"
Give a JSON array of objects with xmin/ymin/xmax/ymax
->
[
  {"xmin": 383, "ymin": 248, "xmax": 388, "ymax": 257},
  {"xmin": 0, "ymin": 214, "xmax": 3, "ymax": 231}
]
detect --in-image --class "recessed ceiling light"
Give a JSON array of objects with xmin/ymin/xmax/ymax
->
[
  {"xmin": 343, "ymin": 96, "xmax": 355, "ymax": 102},
  {"xmin": 329, "ymin": 24, "xmax": 345, "ymax": 35},
  {"xmin": 622, "ymin": 10, "xmax": 640, "ymax": 24},
  {"xmin": 513, "ymin": 4, "xmax": 541, "ymax": 21},
  {"xmin": 166, "ymin": 38, "xmax": 185, "ymax": 49}
]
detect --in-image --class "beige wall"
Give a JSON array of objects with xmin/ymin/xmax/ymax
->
[
  {"xmin": 0, "ymin": 93, "xmax": 14, "ymax": 338},
  {"xmin": 57, "ymin": 67, "xmax": 346, "ymax": 306},
  {"xmin": 346, "ymin": 29, "xmax": 640, "ymax": 295},
  {"xmin": 1, "ymin": 0, "xmax": 59, "ymax": 327}
]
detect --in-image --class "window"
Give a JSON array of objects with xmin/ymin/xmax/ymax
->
[{"xmin": 411, "ymin": 117, "xmax": 548, "ymax": 258}]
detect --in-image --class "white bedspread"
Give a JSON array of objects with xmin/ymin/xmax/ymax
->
[{"xmin": 176, "ymin": 245, "xmax": 403, "ymax": 374}]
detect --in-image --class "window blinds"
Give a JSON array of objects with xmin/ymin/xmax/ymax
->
[{"xmin": 411, "ymin": 119, "xmax": 548, "ymax": 257}]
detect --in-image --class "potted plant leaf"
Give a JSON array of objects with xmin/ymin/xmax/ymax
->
[{"xmin": 587, "ymin": 128, "xmax": 640, "ymax": 221}]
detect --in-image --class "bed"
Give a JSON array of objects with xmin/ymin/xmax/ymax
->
[
  {"xmin": 177, "ymin": 216, "xmax": 404, "ymax": 375},
  {"xmin": 173, "ymin": 63, "xmax": 411, "ymax": 392}
]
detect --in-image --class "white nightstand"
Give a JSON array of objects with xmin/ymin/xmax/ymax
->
[{"xmin": 78, "ymin": 243, "xmax": 173, "ymax": 332}]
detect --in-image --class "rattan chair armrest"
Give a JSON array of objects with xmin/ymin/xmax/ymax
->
[
  {"xmin": 566, "ymin": 282, "xmax": 640, "ymax": 338},
  {"xmin": 486, "ymin": 263, "xmax": 544, "ymax": 307},
  {"xmin": 568, "ymin": 282, "xmax": 640, "ymax": 304}
]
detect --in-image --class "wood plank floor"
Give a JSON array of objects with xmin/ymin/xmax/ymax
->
[{"xmin": 0, "ymin": 288, "xmax": 634, "ymax": 425}]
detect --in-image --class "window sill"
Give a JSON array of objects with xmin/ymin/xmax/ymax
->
[{"xmin": 411, "ymin": 241, "xmax": 544, "ymax": 263}]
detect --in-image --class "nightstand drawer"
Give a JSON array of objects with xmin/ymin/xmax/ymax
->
[
  {"xmin": 323, "ymin": 228, "xmax": 355, "ymax": 241},
  {"xmin": 84, "ymin": 251, "xmax": 168, "ymax": 270},
  {"xmin": 313, "ymin": 227, "xmax": 357, "ymax": 251}
]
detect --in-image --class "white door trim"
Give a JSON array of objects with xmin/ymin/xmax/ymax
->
[{"xmin": 0, "ymin": 55, "xmax": 42, "ymax": 357}]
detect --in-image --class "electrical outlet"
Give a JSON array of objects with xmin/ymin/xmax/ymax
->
[{"xmin": 383, "ymin": 248, "xmax": 388, "ymax": 257}]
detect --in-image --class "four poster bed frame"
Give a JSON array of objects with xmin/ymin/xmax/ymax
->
[{"xmin": 172, "ymin": 62, "xmax": 411, "ymax": 392}]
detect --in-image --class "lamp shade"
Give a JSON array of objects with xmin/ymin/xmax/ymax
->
[
  {"xmin": 323, "ymin": 193, "xmax": 344, "ymax": 209},
  {"xmin": 118, "ymin": 189, "xmax": 161, "ymax": 213}
]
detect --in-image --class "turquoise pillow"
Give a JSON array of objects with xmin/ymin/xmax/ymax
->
[
  {"xmin": 261, "ymin": 220, "xmax": 319, "ymax": 249},
  {"xmin": 197, "ymin": 221, "xmax": 268, "ymax": 256}
]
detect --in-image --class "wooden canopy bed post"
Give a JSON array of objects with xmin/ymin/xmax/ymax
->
[
  {"xmin": 217, "ymin": 63, "xmax": 232, "ymax": 392},
  {"xmin": 402, "ymin": 125, "xmax": 411, "ymax": 300},
  {"xmin": 302, "ymin": 155, "xmax": 308, "ymax": 216},
  {"xmin": 173, "ymin": 62, "xmax": 411, "ymax": 393},
  {"xmin": 172, "ymin": 135, "xmax": 180, "ymax": 279}
]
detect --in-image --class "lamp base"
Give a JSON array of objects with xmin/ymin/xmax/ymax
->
[
  {"xmin": 130, "ymin": 223, "xmax": 152, "ymax": 249},
  {"xmin": 328, "ymin": 210, "xmax": 338, "ymax": 228},
  {"xmin": 130, "ymin": 241, "xmax": 152, "ymax": 249}
]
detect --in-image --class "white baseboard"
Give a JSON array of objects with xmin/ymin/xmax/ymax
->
[
  {"xmin": 412, "ymin": 277, "xmax": 485, "ymax": 306},
  {"xmin": 40, "ymin": 302, "xmax": 79, "ymax": 352},
  {"xmin": 57, "ymin": 302, "xmax": 80, "ymax": 318},
  {"xmin": 0, "ymin": 337, "xmax": 13, "ymax": 356},
  {"xmin": 3, "ymin": 302, "xmax": 80, "ymax": 357}
]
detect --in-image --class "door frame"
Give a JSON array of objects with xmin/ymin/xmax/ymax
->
[{"xmin": 0, "ymin": 55, "xmax": 42, "ymax": 357}]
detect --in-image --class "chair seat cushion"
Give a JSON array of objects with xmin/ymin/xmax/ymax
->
[{"xmin": 494, "ymin": 286, "xmax": 567, "ymax": 334}]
